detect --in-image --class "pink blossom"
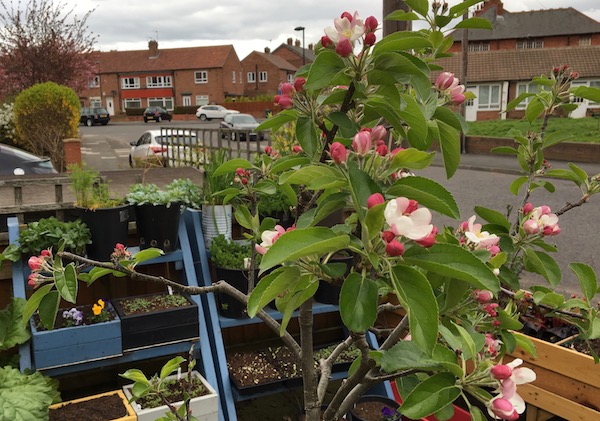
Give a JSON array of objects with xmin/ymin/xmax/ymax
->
[
  {"xmin": 293, "ymin": 77, "xmax": 306, "ymax": 92},
  {"xmin": 488, "ymin": 359, "xmax": 536, "ymax": 419},
  {"xmin": 381, "ymin": 230, "xmax": 395, "ymax": 243},
  {"xmin": 280, "ymin": 83, "xmax": 294, "ymax": 96},
  {"xmin": 375, "ymin": 142, "xmax": 388, "ymax": 156},
  {"xmin": 489, "ymin": 398, "xmax": 519, "ymax": 420},
  {"xmin": 385, "ymin": 239, "xmax": 405, "ymax": 257},
  {"xmin": 292, "ymin": 145, "xmax": 303, "ymax": 154},
  {"xmin": 352, "ymin": 130, "xmax": 372, "ymax": 155},
  {"xmin": 483, "ymin": 303, "xmax": 499, "ymax": 317},
  {"xmin": 371, "ymin": 125, "xmax": 387, "ymax": 141},
  {"xmin": 367, "ymin": 193, "xmax": 385, "ymax": 209},
  {"xmin": 325, "ymin": 11, "xmax": 365, "ymax": 43},
  {"xmin": 256, "ymin": 225, "xmax": 286, "ymax": 255},
  {"xmin": 40, "ymin": 249, "xmax": 51, "ymax": 257},
  {"xmin": 275, "ymin": 94, "xmax": 294, "ymax": 109},
  {"xmin": 450, "ymin": 85, "xmax": 466, "ymax": 104},
  {"xmin": 335, "ymin": 37, "xmax": 353, "ymax": 57},
  {"xmin": 473, "ymin": 289, "xmax": 494, "ymax": 304},
  {"xmin": 523, "ymin": 219, "xmax": 539, "ymax": 235},
  {"xmin": 491, "ymin": 364, "xmax": 513, "ymax": 380},
  {"xmin": 28, "ymin": 256, "xmax": 44, "ymax": 271},
  {"xmin": 330, "ymin": 142, "xmax": 349, "ymax": 164},
  {"xmin": 524, "ymin": 206, "xmax": 559, "ymax": 236},
  {"xmin": 485, "ymin": 334, "xmax": 501, "ymax": 356},
  {"xmin": 462, "ymin": 215, "xmax": 500, "ymax": 253},
  {"xmin": 435, "ymin": 72, "xmax": 456, "ymax": 91},
  {"xmin": 364, "ymin": 16, "xmax": 378, "ymax": 32},
  {"xmin": 522, "ymin": 202, "xmax": 534, "ymax": 214},
  {"xmin": 28, "ymin": 273, "xmax": 39, "ymax": 288},
  {"xmin": 321, "ymin": 35, "xmax": 333, "ymax": 48},
  {"xmin": 416, "ymin": 226, "xmax": 437, "ymax": 248},
  {"xmin": 384, "ymin": 197, "xmax": 433, "ymax": 241},
  {"xmin": 364, "ymin": 32, "xmax": 376, "ymax": 46}
]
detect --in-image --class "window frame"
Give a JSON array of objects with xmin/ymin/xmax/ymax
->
[
  {"xmin": 516, "ymin": 39, "xmax": 544, "ymax": 49},
  {"xmin": 121, "ymin": 77, "xmax": 140, "ymax": 89},
  {"xmin": 195, "ymin": 95, "xmax": 209, "ymax": 106},
  {"xmin": 515, "ymin": 82, "xmax": 540, "ymax": 110},
  {"xmin": 88, "ymin": 75, "xmax": 100, "ymax": 88},
  {"xmin": 147, "ymin": 97, "xmax": 174, "ymax": 111},
  {"xmin": 477, "ymin": 84, "xmax": 501, "ymax": 110},
  {"xmin": 123, "ymin": 98, "xmax": 142, "ymax": 109},
  {"xmin": 146, "ymin": 75, "xmax": 172, "ymax": 88},
  {"xmin": 247, "ymin": 72, "xmax": 256, "ymax": 83},
  {"xmin": 194, "ymin": 71, "xmax": 208, "ymax": 84},
  {"xmin": 259, "ymin": 71, "xmax": 268, "ymax": 82}
]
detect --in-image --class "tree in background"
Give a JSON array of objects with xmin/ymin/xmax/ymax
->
[
  {"xmin": 13, "ymin": 82, "xmax": 80, "ymax": 171},
  {"xmin": 0, "ymin": 0, "xmax": 97, "ymax": 98}
]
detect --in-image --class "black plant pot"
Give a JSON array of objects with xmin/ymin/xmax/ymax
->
[
  {"xmin": 348, "ymin": 395, "xmax": 401, "ymax": 421},
  {"xmin": 214, "ymin": 267, "xmax": 259, "ymax": 319},
  {"xmin": 134, "ymin": 203, "xmax": 182, "ymax": 252},
  {"xmin": 79, "ymin": 204, "xmax": 131, "ymax": 261},
  {"xmin": 315, "ymin": 254, "xmax": 353, "ymax": 305}
]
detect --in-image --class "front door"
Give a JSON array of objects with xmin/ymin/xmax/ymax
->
[
  {"xmin": 106, "ymin": 97, "xmax": 115, "ymax": 116},
  {"xmin": 465, "ymin": 85, "xmax": 478, "ymax": 122}
]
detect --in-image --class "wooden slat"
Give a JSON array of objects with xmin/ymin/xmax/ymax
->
[{"xmin": 518, "ymin": 383, "xmax": 600, "ymax": 421}]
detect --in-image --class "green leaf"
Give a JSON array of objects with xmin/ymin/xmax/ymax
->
[
  {"xmin": 570, "ymin": 86, "xmax": 600, "ymax": 103},
  {"xmin": 403, "ymin": 244, "xmax": 500, "ymax": 293},
  {"xmin": 542, "ymin": 131, "xmax": 574, "ymax": 149},
  {"xmin": 381, "ymin": 341, "xmax": 445, "ymax": 372},
  {"xmin": 470, "ymin": 407, "xmax": 487, "ymax": 421},
  {"xmin": 133, "ymin": 248, "xmax": 164, "ymax": 263},
  {"xmin": 259, "ymin": 227, "xmax": 349, "ymax": 272},
  {"xmin": 545, "ymin": 169, "xmax": 582, "ymax": 184},
  {"xmin": 160, "ymin": 356, "xmax": 185, "ymax": 380},
  {"xmin": 247, "ymin": 267, "xmax": 301, "ymax": 317},
  {"xmin": 570, "ymin": 263, "xmax": 597, "ymax": 303},
  {"xmin": 405, "ymin": 0, "xmax": 428, "ymax": 17},
  {"xmin": 387, "ymin": 176, "xmax": 460, "ymax": 219},
  {"xmin": 568, "ymin": 163, "xmax": 589, "ymax": 184},
  {"xmin": 38, "ymin": 291, "xmax": 60, "ymax": 330},
  {"xmin": 451, "ymin": 322, "xmax": 477, "ymax": 360},
  {"xmin": 0, "ymin": 367, "xmax": 57, "ymax": 421},
  {"xmin": 213, "ymin": 158, "xmax": 253, "ymax": 177},
  {"xmin": 400, "ymin": 94, "xmax": 429, "ymax": 148},
  {"xmin": 525, "ymin": 97, "xmax": 545, "ymax": 123},
  {"xmin": 365, "ymin": 204, "xmax": 385, "ymax": 241},
  {"xmin": 296, "ymin": 116, "xmax": 318, "ymax": 159},
  {"xmin": 400, "ymin": 372, "xmax": 461, "ymax": 419},
  {"xmin": 325, "ymin": 112, "xmax": 359, "ymax": 138},
  {"xmin": 436, "ymin": 120, "xmax": 460, "ymax": 178},
  {"xmin": 305, "ymin": 50, "xmax": 346, "ymax": 91},
  {"xmin": 256, "ymin": 109, "xmax": 297, "ymax": 132},
  {"xmin": 22, "ymin": 283, "xmax": 54, "ymax": 326},
  {"xmin": 474, "ymin": 206, "xmax": 511, "ymax": 231},
  {"xmin": 449, "ymin": 0, "xmax": 482, "ymax": 17},
  {"xmin": 453, "ymin": 17, "xmax": 493, "ymax": 29},
  {"xmin": 0, "ymin": 298, "xmax": 30, "ymax": 350},
  {"xmin": 385, "ymin": 10, "xmax": 420, "ymax": 21},
  {"xmin": 348, "ymin": 161, "xmax": 381, "ymax": 217},
  {"xmin": 270, "ymin": 156, "xmax": 311, "ymax": 173},
  {"xmin": 234, "ymin": 206, "xmax": 253, "ymax": 230},
  {"xmin": 523, "ymin": 249, "xmax": 562, "ymax": 286},
  {"xmin": 513, "ymin": 332, "xmax": 538, "ymax": 358},
  {"xmin": 339, "ymin": 273, "xmax": 378, "ymax": 332},
  {"xmin": 391, "ymin": 266, "xmax": 439, "ymax": 355},
  {"xmin": 509, "ymin": 176, "xmax": 528, "ymax": 195},
  {"xmin": 119, "ymin": 369, "xmax": 150, "ymax": 385},
  {"xmin": 491, "ymin": 146, "xmax": 518, "ymax": 155},
  {"xmin": 387, "ymin": 148, "xmax": 435, "ymax": 172}
]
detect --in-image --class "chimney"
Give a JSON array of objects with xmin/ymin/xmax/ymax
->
[
  {"xmin": 264, "ymin": 46, "xmax": 271, "ymax": 53},
  {"xmin": 308, "ymin": 43, "xmax": 314, "ymax": 51},
  {"xmin": 287, "ymin": 37, "xmax": 293, "ymax": 45},
  {"xmin": 475, "ymin": 0, "xmax": 504, "ymax": 17},
  {"xmin": 148, "ymin": 40, "xmax": 159, "ymax": 57},
  {"xmin": 295, "ymin": 39, "xmax": 301, "ymax": 47}
]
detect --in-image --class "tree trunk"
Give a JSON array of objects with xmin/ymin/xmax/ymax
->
[{"xmin": 383, "ymin": 0, "xmax": 412, "ymax": 36}]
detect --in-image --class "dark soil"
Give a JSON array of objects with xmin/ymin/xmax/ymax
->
[
  {"xmin": 135, "ymin": 375, "xmax": 208, "ymax": 409},
  {"xmin": 49, "ymin": 393, "xmax": 127, "ymax": 421},
  {"xmin": 298, "ymin": 407, "xmax": 346, "ymax": 420},
  {"xmin": 227, "ymin": 346, "xmax": 300, "ymax": 387},
  {"xmin": 351, "ymin": 400, "xmax": 400, "ymax": 421},
  {"xmin": 563, "ymin": 337, "xmax": 600, "ymax": 356},
  {"xmin": 117, "ymin": 293, "xmax": 190, "ymax": 315},
  {"xmin": 33, "ymin": 303, "xmax": 117, "ymax": 331}
]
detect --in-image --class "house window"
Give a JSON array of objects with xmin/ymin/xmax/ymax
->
[
  {"xmin": 146, "ymin": 75, "xmax": 172, "ymax": 87},
  {"xmin": 182, "ymin": 96, "xmax": 191, "ymax": 106},
  {"xmin": 247, "ymin": 72, "xmax": 256, "ymax": 83},
  {"xmin": 259, "ymin": 71, "xmax": 268, "ymax": 82},
  {"xmin": 287, "ymin": 74, "xmax": 294, "ymax": 83},
  {"xmin": 515, "ymin": 82, "xmax": 540, "ymax": 109},
  {"xmin": 148, "ymin": 97, "xmax": 174, "ymax": 110},
  {"xmin": 516, "ymin": 39, "xmax": 543, "ymax": 49},
  {"xmin": 468, "ymin": 42, "xmax": 490, "ymax": 52},
  {"xmin": 89, "ymin": 97, "xmax": 102, "ymax": 107},
  {"xmin": 579, "ymin": 36, "xmax": 592, "ymax": 46},
  {"xmin": 232, "ymin": 71, "xmax": 236, "ymax": 83},
  {"xmin": 121, "ymin": 77, "xmax": 140, "ymax": 89},
  {"xmin": 88, "ymin": 76, "xmax": 100, "ymax": 88},
  {"xmin": 196, "ymin": 95, "xmax": 209, "ymax": 106},
  {"xmin": 194, "ymin": 71, "xmax": 208, "ymax": 84},
  {"xmin": 123, "ymin": 98, "xmax": 142, "ymax": 109},
  {"xmin": 477, "ymin": 84, "xmax": 501, "ymax": 110}
]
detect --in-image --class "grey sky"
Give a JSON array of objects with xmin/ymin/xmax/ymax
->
[{"xmin": 61, "ymin": 1, "xmax": 600, "ymax": 59}]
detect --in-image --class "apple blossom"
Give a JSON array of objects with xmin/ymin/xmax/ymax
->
[
  {"xmin": 435, "ymin": 72, "xmax": 456, "ymax": 91},
  {"xmin": 280, "ymin": 83, "xmax": 294, "ymax": 96},
  {"xmin": 450, "ymin": 84, "xmax": 466, "ymax": 104},
  {"xmin": 385, "ymin": 239, "xmax": 405, "ymax": 257},
  {"xmin": 330, "ymin": 142, "xmax": 349, "ymax": 164},
  {"xmin": 325, "ymin": 11, "xmax": 365, "ymax": 43},
  {"xmin": 523, "ymin": 205, "xmax": 560, "ymax": 236},
  {"xmin": 367, "ymin": 193, "xmax": 384, "ymax": 209},
  {"xmin": 321, "ymin": 35, "xmax": 333, "ymax": 48},
  {"xmin": 40, "ymin": 249, "xmax": 51, "ymax": 257},
  {"xmin": 292, "ymin": 145, "xmax": 303, "ymax": 154},
  {"xmin": 371, "ymin": 125, "xmax": 387, "ymax": 141},
  {"xmin": 416, "ymin": 226, "xmax": 438, "ymax": 248},
  {"xmin": 275, "ymin": 94, "xmax": 293, "ymax": 109},
  {"xmin": 375, "ymin": 141, "xmax": 388, "ymax": 156},
  {"xmin": 488, "ymin": 397, "xmax": 519, "ymax": 420},
  {"xmin": 364, "ymin": 32, "xmax": 376, "ymax": 46},
  {"xmin": 491, "ymin": 364, "xmax": 513, "ymax": 380},
  {"xmin": 473, "ymin": 289, "xmax": 494, "ymax": 304},
  {"xmin": 256, "ymin": 225, "xmax": 287, "ymax": 255},
  {"xmin": 293, "ymin": 77, "xmax": 306, "ymax": 93},
  {"xmin": 461, "ymin": 215, "xmax": 500, "ymax": 254},
  {"xmin": 522, "ymin": 202, "xmax": 534, "ymax": 214},
  {"xmin": 28, "ymin": 255, "xmax": 44, "ymax": 271},
  {"xmin": 384, "ymin": 197, "xmax": 434, "ymax": 241},
  {"xmin": 335, "ymin": 37, "xmax": 353, "ymax": 57},
  {"xmin": 381, "ymin": 230, "xmax": 395, "ymax": 243},
  {"xmin": 352, "ymin": 129, "xmax": 372, "ymax": 155},
  {"xmin": 364, "ymin": 16, "xmax": 378, "ymax": 32}
]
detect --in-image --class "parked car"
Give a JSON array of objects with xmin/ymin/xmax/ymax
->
[
  {"xmin": 143, "ymin": 106, "xmax": 172, "ymax": 123},
  {"xmin": 220, "ymin": 113, "xmax": 264, "ymax": 141},
  {"xmin": 195, "ymin": 105, "xmax": 239, "ymax": 121},
  {"xmin": 80, "ymin": 107, "xmax": 110, "ymax": 126},
  {"xmin": 0, "ymin": 144, "xmax": 58, "ymax": 176},
  {"xmin": 129, "ymin": 129, "xmax": 203, "ymax": 168}
]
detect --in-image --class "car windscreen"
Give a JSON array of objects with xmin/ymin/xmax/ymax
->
[
  {"xmin": 156, "ymin": 135, "xmax": 198, "ymax": 146},
  {"xmin": 231, "ymin": 115, "xmax": 257, "ymax": 124}
]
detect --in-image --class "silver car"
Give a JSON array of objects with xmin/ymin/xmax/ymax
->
[
  {"xmin": 220, "ymin": 113, "xmax": 264, "ymax": 141},
  {"xmin": 129, "ymin": 129, "xmax": 204, "ymax": 168},
  {"xmin": 195, "ymin": 105, "xmax": 239, "ymax": 121}
]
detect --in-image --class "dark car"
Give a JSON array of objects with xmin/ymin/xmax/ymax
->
[
  {"xmin": 220, "ymin": 113, "xmax": 264, "ymax": 141},
  {"xmin": 80, "ymin": 107, "xmax": 110, "ymax": 126},
  {"xmin": 0, "ymin": 144, "xmax": 58, "ymax": 176},
  {"xmin": 143, "ymin": 106, "xmax": 173, "ymax": 123}
]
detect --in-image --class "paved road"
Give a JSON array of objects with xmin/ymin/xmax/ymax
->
[{"xmin": 78, "ymin": 123, "xmax": 600, "ymax": 298}]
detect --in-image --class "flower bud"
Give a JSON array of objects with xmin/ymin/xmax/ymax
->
[
  {"xmin": 375, "ymin": 143, "xmax": 388, "ymax": 156},
  {"xmin": 40, "ymin": 249, "xmax": 51, "ymax": 257},
  {"xmin": 474, "ymin": 289, "xmax": 494, "ymax": 304},
  {"xmin": 352, "ymin": 130, "xmax": 372, "ymax": 155},
  {"xmin": 371, "ymin": 125, "xmax": 387, "ymax": 141},
  {"xmin": 367, "ymin": 193, "xmax": 385, "ymax": 209},
  {"xmin": 492, "ymin": 319, "xmax": 501, "ymax": 327},
  {"xmin": 335, "ymin": 37, "xmax": 353, "ymax": 57},
  {"xmin": 236, "ymin": 167, "xmax": 245, "ymax": 176},
  {"xmin": 386, "ymin": 239, "xmax": 405, "ymax": 257},
  {"xmin": 381, "ymin": 230, "xmax": 395, "ymax": 243},
  {"xmin": 365, "ymin": 16, "xmax": 378, "ymax": 32},
  {"xmin": 435, "ymin": 72, "xmax": 455, "ymax": 91},
  {"xmin": 450, "ymin": 84, "xmax": 466, "ymax": 105},
  {"xmin": 540, "ymin": 205, "xmax": 552, "ymax": 215},
  {"xmin": 28, "ymin": 256, "xmax": 43, "ymax": 271},
  {"xmin": 416, "ymin": 226, "xmax": 437, "ymax": 248},
  {"xmin": 265, "ymin": 146, "xmax": 273, "ymax": 155},
  {"xmin": 281, "ymin": 83, "xmax": 294, "ymax": 96},
  {"xmin": 341, "ymin": 11, "xmax": 353, "ymax": 21},
  {"xmin": 523, "ymin": 219, "xmax": 539, "ymax": 235},
  {"xmin": 241, "ymin": 177, "xmax": 248, "ymax": 185},
  {"xmin": 293, "ymin": 77, "xmax": 306, "ymax": 93},
  {"xmin": 292, "ymin": 145, "xmax": 303, "ymax": 154},
  {"xmin": 490, "ymin": 398, "xmax": 518, "ymax": 420},
  {"xmin": 491, "ymin": 364, "xmax": 513, "ymax": 380},
  {"xmin": 330, "ymin": 142, "xmax": 348, "ymax": 164},
  {"xmin": 321, "ymin": 35, "xmax": 333, "ymax": 48},
  {"xmin": 364, "ymin": 32, "xmax": 376, "ymax": 47},
  {"xmin": 28, "ymin": 273, "xmax": 39, "ymax": 288},
  {"xmin": 275, "ymin": 94, "xmax": 294, "ymax": 109},
  {"xmin": 522, "ymin": 202, "xmax": 534, "ymax": 214}
]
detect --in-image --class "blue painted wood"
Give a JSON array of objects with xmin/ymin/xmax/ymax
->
[{"xmin": 30, "ymin": 302, "xmax": 122, "ymax": 369}]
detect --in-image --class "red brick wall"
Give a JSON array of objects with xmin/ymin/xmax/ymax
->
[
  {"xmin": 272, "ymin": 47, "xmax": 303, "ymax": 69},
  {"xmin": 242, "ymin": 52, "xmax": 293, "ymax": 96}
]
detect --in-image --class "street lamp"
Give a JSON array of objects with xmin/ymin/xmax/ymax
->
[{"xmin": 294, "ymin": 26, "xmax": 305, "ymax": 65}]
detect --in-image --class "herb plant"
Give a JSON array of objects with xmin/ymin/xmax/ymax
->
[
  {"xmin": 68, "ymin": 163, "xmax": 124, "ymax": 209},
  {"xmin": 209, "ymin": 234, "xmax": 259, "ymax": 269},
  {"xmin": 17, "ymin": 217, "xmax": 90, "ymax": 255}
]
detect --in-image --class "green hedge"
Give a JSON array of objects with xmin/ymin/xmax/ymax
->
[
  {"xmin": 125, "ymin": 107, "xmax": 145, "ymax": 116},
  {"xmin": 173, "ymin": 106, "xmax": 197, "ymax": 115}
]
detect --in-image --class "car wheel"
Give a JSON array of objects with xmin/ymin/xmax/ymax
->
[
  {"xmin": 144, "ymin": 118, "xmax": 148, "ymax": 123},
  {"xmin": 199, "ymin": 114, "xmax": 207, "ymax": 121},
  {"xmin": 157, "ymin": 116, "xmax": 162, "ymax": 123},
  {"xmin": 86, "ymin": 118, "xmax": 93, "ymax": 127}
]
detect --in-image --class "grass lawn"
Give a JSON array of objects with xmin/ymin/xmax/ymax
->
[{"xmin": 466, "ymin": 116, "xmax": 600, "ymax": 143}]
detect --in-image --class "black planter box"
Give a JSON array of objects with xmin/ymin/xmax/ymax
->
[{"xmin": 112, "ymin": 292, "xmax": 199, "ymax": 350}]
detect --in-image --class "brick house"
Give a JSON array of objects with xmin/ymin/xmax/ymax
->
[
  {"xmin": 439, "ymin": 0, "xmax": 600, "ymax": 121},
  {"xmin": 79, "ymin": 41, "xmax": 245, "ymax": 115},
  {"xmin": 271, "ymin": 38, "xmax": 316, "ymax": 69},
  {"xmin": 241, "ymin": 49, "xmax": 297, "ymax": 97}
]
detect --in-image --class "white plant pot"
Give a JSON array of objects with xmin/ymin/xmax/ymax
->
[
  {"xmin": 202, "ymin": 204, "xmax": 232, "ymax": 247},
  {"xmin": 122, "ymin": 371, "xmax": 218, "ymax": 421}
]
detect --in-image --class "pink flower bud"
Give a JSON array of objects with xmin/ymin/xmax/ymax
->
[
  {"xmin": 382, "ymin": 230, "xmax": 395, "ymax": 243},
  {"xmin": 375, "ymin": 143, "xmax": 388, "ymax": 156},
  {"xmin": 523, "ymin": 219, "xmax": 539, "ymax": 235},
  {"xmin": 275, "ymin": 94, "xmax": 294, "ymax": 109},
  {"xmin": 488, "ymin": 245, "xmax": 500, "ymax": 256},
  {"xmin": 365, "ymin": 16, "xmax": 378, "ymax": 32},
  {"xmin": 483, "ymin": 303, "xmax": 499, "ymax": 317},
  {"xmin": 341, "ymin": 11, "xmax": 353, "ymax": 21},
  {"xmin": 491, "ymin": 364, "xmax": 513, "ymax": 380},
  {"xmin": 367, "ymin": 193, "xmax": 385, "ymax": 209},
  {"xmin": 293, "ymin": 77, "xmax": 306, "ymax": 93},
  {"xmin": 416, "ymin": 226, "xmax": 437, "ymax": 248},
  {"xmin": 390, "ymin": 147, "xmax": 405, "ymax": 157},
  {"xmin": 371, "ymin": 125, "xmax": 387, "ymax": 141},
  {"xmin": 490, "ymin": 398, "xmax": 518, "ymax": 420},
  {"xmin": 335, "ymin": 37, "xmax": 353, "ymax": 57},
  {"xmin": 450, "ymin": 84, "xmax": 466, "ymax": 105},
  {"xmin": 386, "ymin": 239, "xmax": 405, "ymax": 257},
  {"xmin": 321, "ymin": 35, "xmax": 333, "ymax": 48},
  {"xmin": 28, "ymin": 273, "xmax": 38, "ymax": 287},
  {"xmin": 492, "ymin": 319, "xmax": 501, "ymax": 327},
  {"xmin": 40, "ymin": 249, "xmax": 51, "ymax": 257},
  {"xmin": 405, "ymin": 199, "xmax": 419, "ymax": 215},
  {"xmin": 28, "ymin": 256, "xmax": 43, "ymax": 271},
  {"xmin": 236, "ymin": 167, "xmax": 245, "ymax": 176},
  {"xmin": 540, "ymin": 205, "xmax": 552, "ymax": 215},
  {"xmin": 265, "ymin": 146, "xmax": 273, "ymax": 155},
  {"xmin": 241, "ymin": 177, "xmax": 248, "ymax": 185},
  {"xmin": 522, "ymin": 202, "xmax": 534, "ymax": 214},
  {"xmin": 281, "ymin": 83, "xmax": 294, "ymax": 96},
  {"xmin": 330, "ymin": 142, "xmax": 348, "ymax": 164},
  {"xmin": 474, "ymin": 289, "xmax": 494, "ymax": 304},
  {"xmin": 435, "ymin": 72, "xmax": 455, "ymax": 91},
  {"xmin": 292, "ymin": 145, "xmax": 303, "ymax": 154},
  {"xmin": 352, "ymin": 130, "xmax": 372, "ymax": 155},
  {"xmin": 364, "ymin": 32, "xmax": 376, "ymax": 47}
]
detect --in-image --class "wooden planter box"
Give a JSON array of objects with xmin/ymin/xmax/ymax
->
[
  {"xmin": 112, "ymin": 292, "xmax": 199, "ymax": 351},
  {"xmin": 122, "ymin": 371, "xmax": 218, "ymax": 421},
  {"xmin": 30, "ymin": 302, "xmax": 122, "ymax": 369},
  {"xmin": 49, "ymin": 390, "xmax": 136, "ymax": 421},
  {"xmin": 504, "ymin": 334, "xmax": 600, "ymax": 420}
]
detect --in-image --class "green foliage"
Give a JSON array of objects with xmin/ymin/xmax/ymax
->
[
  {"xmin": 125, "ymin": 107, "xmax": 145, "ymax": 116},
  {"xmin": 209, "ymin": 235, "xmax": 257, "ymax": 269},
  {"xmin": 0, "ymin": 366, "xmax": 60, "ymax": 421},
  {"xmin": 18, "ymin": 217, "xmax": 90, "ymax": 256},
  {"xmin": 0, "ymin": 298, "xmax": 30, "ymax": 350},
  {"xmin": 12, "ymin": 82, "xmax": 80, "ymax": 171},
  {"xmin": 165, "ymin": 178, "xmax": 203, "ymax": 209},
  {"xmin": 68, "ymin": 163, "xmax": 125, "ymax": 209},
  {"xmin": 126, "ymin": 179, "xmax": 196, "ymax": 207},
  {"xmin": 173, "ymin": 105, "xmax": 198, "ymax": 114},
  {"xmin": 203, "ymin": 149, "xmax": 235, "ymax": 205},
  {"xmin": 119, "ymin": 294, "xmax": 189, "ymax": 314}
]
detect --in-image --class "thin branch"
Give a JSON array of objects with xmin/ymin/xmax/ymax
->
[
  {"xmin": 555, "ymin": 194, "xmax": 589, "ymax": 216},
  {"xmin": 317, "ymin": 335, "xmax": 354, "ymax": 402},
  {"xmin": 501, "ymin": 287, "xmax": 585, "ymax": 320}
]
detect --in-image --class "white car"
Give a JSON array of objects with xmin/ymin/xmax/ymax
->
[
  {"xmin": 129, "ymin": 129, "xmax": 204, "ymax": 168},
  {"xmin": 195, "ymin": 105, "xmax": 239, "ymax": 121}
]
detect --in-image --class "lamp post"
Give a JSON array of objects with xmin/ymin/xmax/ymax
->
[{"xmin": 294, "ymin": 26, "xmax": 305, "ymax": 65}]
